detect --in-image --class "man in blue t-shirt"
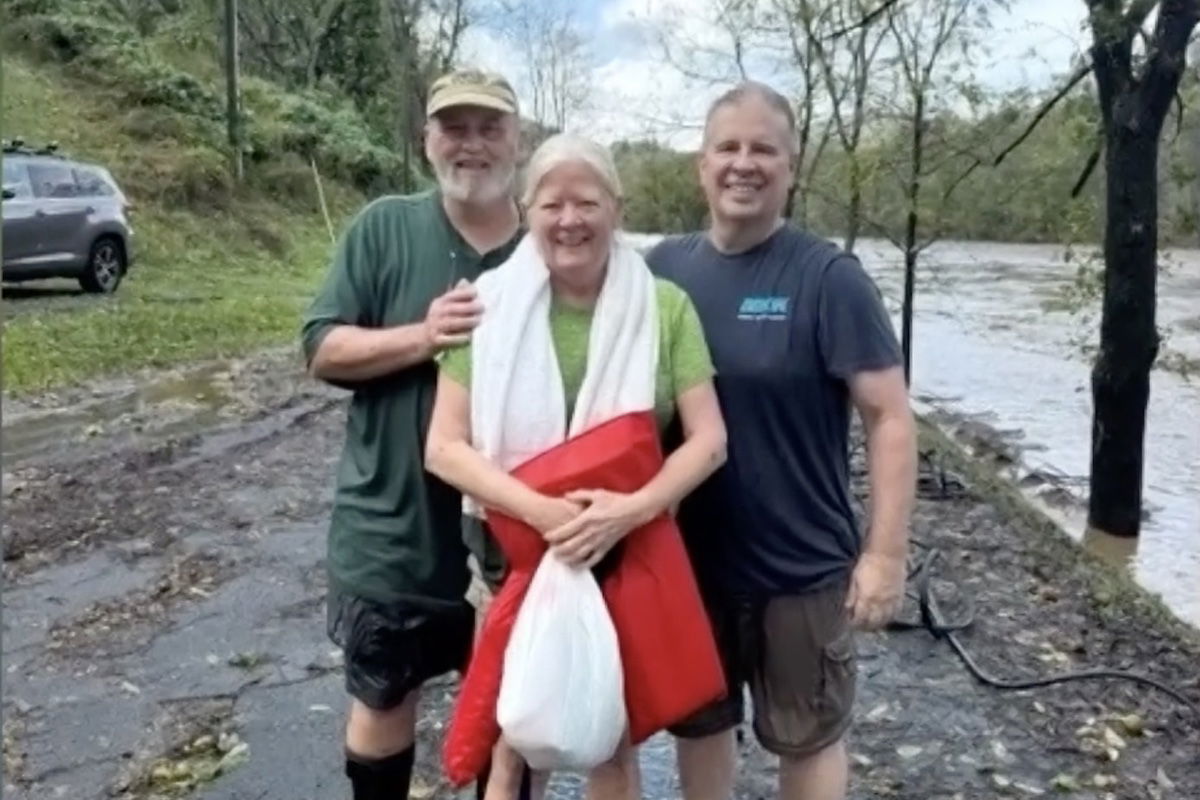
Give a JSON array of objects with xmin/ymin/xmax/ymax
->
[{"xmin": 648, "ymin": 81, "xmax": 917, "ymax": 800}]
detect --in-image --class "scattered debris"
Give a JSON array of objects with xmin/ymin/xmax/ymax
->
[
  {"xmin": 122, "ymin": 698, "xmax": 245, "ymax": 799},
  {"xmin": 1050, "ymin": 773, "xmax": 1079, "ymax": 792},
  {"xmin": 143, "ymin": 731, "xmax": 249, "ymax": 796},
  {"xmin": 2, "ymin": 712, "xmax": 27, "ymax": 788},
  {"xmin": 227, "ymin": 651, "xmax": 268, "ymax": 670},
  {"xmin": 45, "ymin": 551, "xmax": 234, "ymax": 658},
  {"xmin": 1115, "ymin": 712, "xmax": 1144, "ymax": 737}
]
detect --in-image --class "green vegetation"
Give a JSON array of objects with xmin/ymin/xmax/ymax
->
[
  {"xmin": 613, "ymin": 141, "xmax": 708, "ymax": 233},
  {"xmin": 1, "ymin": 4, "xmax": 373, "ymax": 394},
  {"xmin": 1, "ymin": 54, "xmax": 359, "ymax": 393}
]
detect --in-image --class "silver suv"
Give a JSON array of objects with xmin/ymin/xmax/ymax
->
[{"xmin": 2, "ymin": 141, "xmax": 135, "ymax": 294}]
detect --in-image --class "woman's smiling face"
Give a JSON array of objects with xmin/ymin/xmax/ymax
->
[{"xmin": 528, "ymin": 161, "xmax": 621, "ymax": 284}]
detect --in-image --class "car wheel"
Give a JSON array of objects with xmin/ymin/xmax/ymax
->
[{"xmin": 80, "ymin": 236, "xmax": 125, "ymax": 294}]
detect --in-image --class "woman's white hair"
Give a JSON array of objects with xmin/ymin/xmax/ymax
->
[{"xmin": 520, "ymin": 133, "xmax": 624, "ymax": 208}]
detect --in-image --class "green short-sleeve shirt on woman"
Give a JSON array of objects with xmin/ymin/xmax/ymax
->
[
  {"xmin": 439, "ymin": 277, "xmax": 716, "ymax": 583},
  {"xmin": 439, "ymin": 278, "xmax": 715, "ymax": 429}
]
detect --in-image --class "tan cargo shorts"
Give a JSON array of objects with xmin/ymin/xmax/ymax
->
[{"xmin": 668, "ymin": 578, "xmax": 857, "ymax": 757}]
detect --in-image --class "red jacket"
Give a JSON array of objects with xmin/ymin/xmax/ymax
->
[{"xmin": 443, "ymin": 411, "xmax": 726, "ymax": 786}]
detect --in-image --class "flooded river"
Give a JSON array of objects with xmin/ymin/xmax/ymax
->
[{"xmin": 855, "ymin": 239, "xmax": 1199, "ymax": 627}]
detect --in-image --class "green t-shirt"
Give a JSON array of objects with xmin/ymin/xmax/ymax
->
[
  {"xmin": 301, "ymin": 190, "xmax": 520, "ymax": 607},
  {"xmin": 439, "ymin": 278, "xmax": 715, "ymax": 583}
]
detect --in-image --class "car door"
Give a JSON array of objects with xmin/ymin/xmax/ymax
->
[
  {"xmin": 25, "ymin": 160, "xmax": 90, "ymax": 270},
  {"xmin": 2, "ymin": 159, "xmax": 39, "ymax": 268}
]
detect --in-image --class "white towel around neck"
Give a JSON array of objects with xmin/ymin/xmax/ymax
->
[{"xmin": 465, "ymin": 232, "xmax": 659, "ymax": 516}]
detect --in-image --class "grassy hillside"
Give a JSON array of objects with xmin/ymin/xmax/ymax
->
[{"xmin": 2, "ymin": 19, "xmax": 372, "ymax": 394}]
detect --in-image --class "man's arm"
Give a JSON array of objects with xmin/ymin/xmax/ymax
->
[
  {"xmin": 301, "ymin": 198, "xmax": 481, "ymax": 384},
  {"xmin": 846, "ymin": 365, "xmax": 916, "ymax": 630},
  {"xmin": 308, "ymin": 281, "xmax": 481, "ymax": 383},
  {"xmin": 309, "ymin": 322, "xmax": 435, "ymax": 383},
  {"xmin": 815, "ymin": 253, "xmax": 914, "ymax": 628},
  {"xmin": 850, "ymin": 365, "xmax": 916, "ymax": 559}
]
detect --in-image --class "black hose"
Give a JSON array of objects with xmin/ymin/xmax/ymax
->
[{"xmin": 890, "ymin": 548, "xmax": 1200, "ymax": 717}]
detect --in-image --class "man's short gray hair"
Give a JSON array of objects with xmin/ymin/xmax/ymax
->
[
  {"xmin": 521, "ymin": 133, "xmax": 624, "ymax": 208},
  {"xmin": 703, "ymin": 81, "xmax": 797, "ymax": 154}
]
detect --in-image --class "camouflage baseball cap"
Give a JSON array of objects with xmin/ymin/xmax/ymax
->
[{"xmin": 426, "ymin": 68, "xmax": 519, "ymax": 117}]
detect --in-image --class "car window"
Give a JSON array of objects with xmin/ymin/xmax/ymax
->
[
  {"xmin": 28, "ymin": 162, "xmax": 80, "ymax": 199},
  {"xmin": 2, "ymin": 159, "xmax": 33, "ymax": 199},
  {"xmin": 74, "ymin": 166, "xmax": 116, "ymax": 197}
]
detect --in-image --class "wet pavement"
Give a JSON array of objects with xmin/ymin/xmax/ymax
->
[{"xmin": 3, "ymin": 350, "xmax": 1199, "ymax": 800}]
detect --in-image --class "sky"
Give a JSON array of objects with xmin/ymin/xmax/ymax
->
[{"xmin": 459, "ymin": 0, "xmax": 1092, "ymax": 149}]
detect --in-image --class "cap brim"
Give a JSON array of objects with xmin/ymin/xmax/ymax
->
[{"xmin": 427, "ymin": 91, "xmax": 517, "ymax": 117}]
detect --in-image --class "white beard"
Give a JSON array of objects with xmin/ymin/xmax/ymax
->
[{"xmin": 435, "ymin": 161, "xmax": 516, "ymax": 204}]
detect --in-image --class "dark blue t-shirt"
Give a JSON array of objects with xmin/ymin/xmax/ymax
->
[{"xmin": 648, "ymin": 225, "xmax": 902, "ymax": 596}]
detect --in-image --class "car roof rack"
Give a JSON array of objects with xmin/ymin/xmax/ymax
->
[{"xmin": 2, "ymin": 138, "xmax": 66, "ymax": 157}]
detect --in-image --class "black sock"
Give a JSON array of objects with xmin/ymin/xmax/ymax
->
[
  {"xmin": 475, "ymin": 760, "xmax": 491, "ymax": 800},
  {"xmin": 345, "ymin": 746, "xmax": 415, "ymax": 800}
]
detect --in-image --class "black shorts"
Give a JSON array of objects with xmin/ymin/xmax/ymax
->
[{"xmin": 326, "ymin": 586, "xmax": 475, "ymax": 710}]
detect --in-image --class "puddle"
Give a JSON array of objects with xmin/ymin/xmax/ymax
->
[{"xmin": 1, "ymin": 363, "xmax": 238, "ymax": 465}]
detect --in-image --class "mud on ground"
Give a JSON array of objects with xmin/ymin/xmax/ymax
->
[{"xmin": 2, "ymin": 350, "xmax": 1198, "ymax": 800}]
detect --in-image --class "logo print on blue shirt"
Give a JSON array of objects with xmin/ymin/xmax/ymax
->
[{"xmin": 737, "ymin": 295, "xmax": 789, "ymax": 321}]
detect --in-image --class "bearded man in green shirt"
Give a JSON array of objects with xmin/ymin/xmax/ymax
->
[{"xmin": 301, "ymin": 68, "xmax": 524, "ymax": 800}]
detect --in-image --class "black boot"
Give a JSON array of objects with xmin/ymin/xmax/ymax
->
[{"xmin": 345, "ymin": 746, "xmax": 414, "ymax": 800}]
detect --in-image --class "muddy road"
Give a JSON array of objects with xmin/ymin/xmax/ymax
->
[{"xmin": 3, "ymin": 350, "xmax": 1199, "ymax": 800}]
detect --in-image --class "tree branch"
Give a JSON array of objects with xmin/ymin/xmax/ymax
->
[
  {"xmin": 1088, "ymin": 2, "xmax": 1135, "ymax": 120},
  {"xmin": 827, "ymin": 0, "xmax": 905, "ymax": 40},
  {"xmin": 1172, "ymin": 88, "xmax": 1186, "ymax": 141},
  {"xmin": 992, "ymin": 63, "xmax": 1092, "ymax": 167},
  {"xmin": 1138, "ymin": 0, "xmax": 1200, "ymax": 127},
  {"xmin": 1070, "ymin": 143, "xmax": 1103, "ymax": 198},
  {"xmin": 1125, "ymin": 0, "xmax": 1162, "ymax": 31}
]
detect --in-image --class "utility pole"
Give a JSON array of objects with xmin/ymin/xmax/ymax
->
[{"xmin": 224, "ymin": 0, "xmax": 243, "ymax": 181}]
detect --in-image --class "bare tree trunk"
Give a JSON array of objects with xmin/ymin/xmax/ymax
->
[
  {"xmin": 1089, "ymin": 129, "xmax": 1159, "ymax": 536},
  {"xmin": 1086, "ymin": 0, "xmax": 1199, "ymax": 537},
  {"xmin": 224, "ymin": 0, "xmax": 243, "ymax": 182},
  {"xmin": 901, "ymin": 90, "xmax": 924, "ymax": 385},
  {"xmin": 845, "ymin": 154, "xmax": 863, "ymax": 253}
]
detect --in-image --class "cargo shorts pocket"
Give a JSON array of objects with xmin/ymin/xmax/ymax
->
[{"xmin": 817, "ymin": 628, "xmax": 856, "ymax": 721}]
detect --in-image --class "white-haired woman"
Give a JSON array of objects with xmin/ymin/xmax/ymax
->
[{"xmin": 426, "ymin": 134, "xmax": 727, "ymax": 800}]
